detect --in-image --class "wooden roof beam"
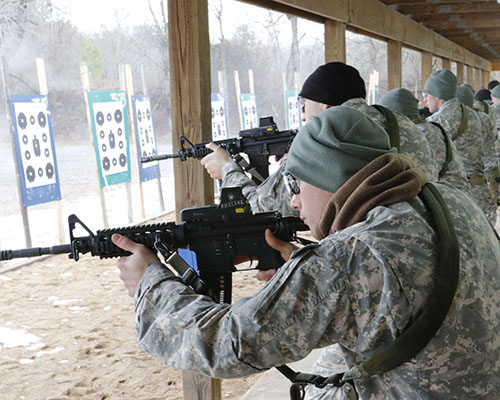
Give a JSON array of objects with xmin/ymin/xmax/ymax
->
[
  {"xmin": 380, "ymin": 0, "xmax": 494, "ymax": 4},
  {"xmin": 423, "ymin": 17, "xmax": 500, "ymax": 30},
  {"xmin": 242, "ymin": 0, "xmax": 491, "ymax": 70},
  {"xmin": 393, "ymin": 2, "xmax": 500, "ymax": 16}
]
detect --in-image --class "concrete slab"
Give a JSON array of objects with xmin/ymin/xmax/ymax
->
[{"xmin": 241, "ymin": 349, "xmax": 321, "ymax": 400}]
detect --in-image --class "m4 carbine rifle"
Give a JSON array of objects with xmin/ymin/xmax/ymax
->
[
  {"xmin": 141, "ymin": 116, "xmax": 297, "ymax": 184},
  {"xmin": 0, "ymin": 188, "xmax": 309, "ymax": 303}
]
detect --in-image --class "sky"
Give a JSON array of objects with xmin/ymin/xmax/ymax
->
[
  {"xmin": 50, "ymin": 0, "xmax": 324, "ymax": 44},
  {"xmin": 51, "ymin": 0, "xmax": 156, "ymax": 33}
]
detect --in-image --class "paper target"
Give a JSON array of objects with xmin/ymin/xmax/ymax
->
[
  {"xmin": 87, "ymin": 91, "xmax": 131, "ymax": 187},
  {"xmin": 8, "ymin": 94, "xmax": 61, "ymax": 207},
  {"xmin": 131, "ymin": 94, "xmax": 160, "ymax": 182},
  {"xmin": 285, "ymin": 89, "xmax": 301, "ymax": 130},
  {"xmin": 240, "ymin": 93, "xmax": 258, "ymax": 130},
  {"xmin": 211, "ymin": 92, "xmax": 228, "ymax": 141}
]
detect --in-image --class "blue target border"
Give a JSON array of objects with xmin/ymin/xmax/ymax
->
[
  {"xmin": 8, "ymin": 94, "xmax": 61, "ymax": 207},
  {"xmin": 131, "ymin": 94, "xmax": 160, "ymax": 182}
]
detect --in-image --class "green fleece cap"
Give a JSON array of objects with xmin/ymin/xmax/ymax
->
[
  {"xmin": 379, "ymin": 88, "xmax": 419, "ymax": 118},
  {"xmin": 424, "ymin": 69, "xmax": 457, "ymax": 100},
  {"xmin": 456, "ymin": 85, "xmax": 474, "ymax": 108},
  {"xmin": 286, "ymin": 106, "xmax": 396, "ymax": 193},
  {"xmin": 492, "ymin": 84, "xmax": 500, "ymax": 99}
]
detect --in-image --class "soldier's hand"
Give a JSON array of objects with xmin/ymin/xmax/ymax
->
[
  {"xmin": 200, "ymin": 142, "xmax": 232, "ymax": 180},
  {"xmin": 256, "ymin": 229, "xmax": 298, "ymax": 282},
  {"xmin": 112, "ymin": 234, "xmax": 160, "ymax": 297}
]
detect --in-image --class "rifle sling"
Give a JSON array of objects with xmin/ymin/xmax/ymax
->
[
  {"xmin": 372, "ymin": 104, "xmax": 400, "ymax": 151},
  {"xmin": 278, "ymin": 182, "xmax": 460, "ymax": 395},
  {"xmin": 451, "ymin": 103, "xmax": 468, "ymax": 141},
  {"xmin": 428, "ymin": 122, "xmax": 453, "ymax": 179}
]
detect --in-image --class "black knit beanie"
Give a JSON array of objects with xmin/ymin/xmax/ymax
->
[
  {"xmin": 487, "ymin": 80, "xmax": 499, "ymax": 90},
  {"xmin": 298, "ymin": 62, "xmax": 366, "ymax": 106},
  {"xmin": 475, "ymin": 89, "xmax": 491, "ymax": 101}
]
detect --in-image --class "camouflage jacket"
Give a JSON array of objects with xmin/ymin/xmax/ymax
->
[
  {"xmin": 221, "ymin": 159, "xmax": 298, "ymax": 217},
  {"xmin": 477, "ymin": 110, "xmax": 500, "ymax": 173},
  {"xmin": 342, "ymin": 98, "xmax": 439, "ymax": 181},
  {"xmin": 473, "ymin": 99, "xmax": 495, "ymax": 124},
  {"xmin": 133, "ymin": 183, "xmax": 500, "ymax": 399},
  {"xmin": 427, "ymin": 98, "xmax": 485, "ymax": 177},
  {"xmin": 413, "ymin": 119, "xmax": 470, "ymax": 193},
  {"xmin": 493, "ymin": 103, "xmax": 500, "ymax": 134}
]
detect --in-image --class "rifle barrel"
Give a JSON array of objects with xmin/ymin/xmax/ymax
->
[
  {"xmin": 141, "ymin": 152, "xmax": 181, "ymax": 163},
  {"xmin": 0, "ymin": 244, "xmax": 72, "ymax": 261}
]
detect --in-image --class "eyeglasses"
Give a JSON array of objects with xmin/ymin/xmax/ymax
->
[
  {"xmin": 283, "ymin": 171, "xmax": 300, "ymax": 195},
  {"xmin": 297, "ymin": 96, "xmax": 305, "ymax": 114}
]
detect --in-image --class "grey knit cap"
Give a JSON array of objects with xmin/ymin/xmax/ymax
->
[
  {"xmin": 424, "ymin": 69, "xmax": 457, "ymax": 100},
  {"xmin": 286, "ymin": 106, "xmax": 395, "ymax": 193},
  {"xmin": 456, "ymin": 85, "xmax": 474, "ymax": 108},
  {"xmin": 492, "ymin": 84, "xmax": 500, "ymax": 99},
  {"xmin": 379, "ymin": 88, "xmax": 419, "ymax": 118}
]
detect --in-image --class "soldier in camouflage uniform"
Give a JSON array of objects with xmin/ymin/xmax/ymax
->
[
  {"xmin": 492, "ymin": 85, "xmax": 500, "ymax": 136},
  {"xmin": 378, "ymin": 87, "xmax": 469, "ymax": 193},
  {"xmin": 456, "ymin": 84, "xmax": 499, "ymax": 225},
  {"xmin": 425, "ymin": 70, "xmax": 490, "ymax": 215},
  {"xmin": 113, "ymin": 106, "xmax": 499, "ymax": 399},
  {"xmin": 201, "ymin": 63, "xmax": 438, "ymax": 218},
  {"xmin": 474, "ymin": 88, "xmax": 495, "ymax": 123}
]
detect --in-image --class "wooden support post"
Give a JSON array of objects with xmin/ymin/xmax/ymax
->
[
  {"xmin": 168, "ymin": 0, "xmax": 217, "ymax": 398},
  {"xmin": 421, "ymin": 51, "xmax": 432, "ymax": 91},
  {"xmin": 442, "ymin": 58, "xmax": 451, "ymax": 70},
  {"xmin": 387, "ymin": 40, "xmax": 402, "ymax": 90},
  {"xmin": 456, "ymin": 62, "xmax": 464, "ymax": 85},
  {"xmin": 483, "ymin": 69, "xmax": 490, "ymax": 89},
  {"xmin": 466, "ymin": 65, "xmax": 473, "ymax": 85},
  {"xmin": 80, "ymin": 62, "xmax": 109, "ymax": 228},
  {"xmin": 473, "ymin": 68, "xmax": 480, "ymax": 91},
  {"xmin": 168, "ymin": 0, "xmax": 213, "ymax": 211},
  {"xmin": 324, "ymin": 19, "xmax": 346, "ymax": 63}
]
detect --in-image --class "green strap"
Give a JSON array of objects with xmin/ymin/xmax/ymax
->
[
  {"xmin": 372, "ymin": 104, "xmax": 400, "ymax": 151},
  {"xmin": 428, "ymin": 122, "xmax": 453, "ymax": 179},
  {"xmin": 361, "ymin": 182, "xmax": 460, "ymax": 376},
  {"xmin": 451, "ymin": 103, "xmax": 468, "ymax": 141}
]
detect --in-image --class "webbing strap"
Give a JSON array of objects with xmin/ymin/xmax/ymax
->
[
  {"xmin": 372, "ymin": 104, "xmax": 400, "ymax": 151},
  {"xmin": 361, "ymin": 182, "xmax": 459, "ymax": 375},
  {"xmin": 428, "ymin": 122, "xmax": 453, "ymax": 178},
  {"xmin": 451, "ymin": 103, "xmax": 468, "ymax": 141}
]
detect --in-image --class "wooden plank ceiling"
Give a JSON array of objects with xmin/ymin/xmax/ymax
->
[{"xmin": 378, "ymin": 0, "xmax": 500, "ymax": 62}]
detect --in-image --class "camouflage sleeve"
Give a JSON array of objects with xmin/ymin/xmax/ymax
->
[
  {"xmin": 479, "ymin": 112, "xmax": 499, "ymax": 172},
  {"xmin": 221, "ymin": 159, "xmax": 258, "ymax": 196},
  {"xmin": 493, "ymin": 104, "xmax": 500, "ymax": 134},
  {"xmin": 133, "ymin": 244, "xmax": 353, "ymax": 379},
  {"xmin": 222, "ymin": 160, "xmax": 298, "ymax": 216}
]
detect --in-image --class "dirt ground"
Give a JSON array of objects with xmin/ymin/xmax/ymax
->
[{"xmin": 0, "ymin": 226, "xmax": 268, "ymax": 399}]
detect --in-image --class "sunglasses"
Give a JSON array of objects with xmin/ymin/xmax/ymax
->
[{"xmin": 283, "ymin": 171, "xmax": 300, "ymax": 195}]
